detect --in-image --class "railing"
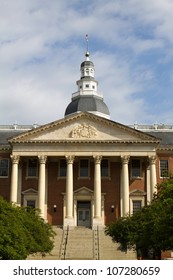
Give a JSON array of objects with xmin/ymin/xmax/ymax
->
[
  {"xmin": 97, "ymin": 226, "xmax": 100, "ymax": 260},
  {"xmin": 93, "ymin": 226, "xmax": 100, "ymax": 260},
  {"xmin": 59, "ymin": 225, "xmax": 69, "ymax": 260}
]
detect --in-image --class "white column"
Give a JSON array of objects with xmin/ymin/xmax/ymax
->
[
  {"xmin": 121, "ymin": 155, "xmax": 130, "ymax": 216},
  {"xmin": 120, "ymin": 166, "xmax": 123, "ymax": 217},
  {"xmin": 45, "ymin": 163, "xmax": 48, "ymax": 221},
  {"xmin": 17, "ymin": 162, "xmax": 22, "ymax": 205},
  {"xmin": 146, "ymin": 160, "xmax": 151, "ymax": 204},
  {"xmin": 66, "ymin": 155, "xmax": 75, "ymax": 219},
  {"xmin": 94, "ymin": 155, "xmax": 102, "ymax": 218},
  {"xmin": 38, "ymin": 155, "xmax": 47, "ymax": 219},
  {"xmin": 10, "ymin": 155, "xmax": 20, "ymax": 203},
  {"xmin": 149, "ymin": 156, "xmax": 157, "ymax": 201}
]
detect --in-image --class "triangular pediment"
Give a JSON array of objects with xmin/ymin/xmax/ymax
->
[
  {"xmin": 130, "ymin": 189, "xmax": 146, "ymax": 196},
  {"xmin": 74, "ymin": 186, "xmax": 94, "ymax": 195},
  {"xmin": 22, "ymin": 188, "xmax": 38, "ymax": 195},
  {"xmin": 9, "ymin": 112, "xmax": 159, "ymax": 144}
]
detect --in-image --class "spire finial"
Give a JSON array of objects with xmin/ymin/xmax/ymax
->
[
  {"xmin": 85, "ymin": 34, "xmax": 89, "ymax": 52},
  {"xmin": 85, "ymin": 34, "xmax": 90, "ymax": 61}
]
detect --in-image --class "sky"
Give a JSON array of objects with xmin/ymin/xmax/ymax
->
[{"xmin": 1, "ymin": 0, "xmax": 173, "ymax": 126}]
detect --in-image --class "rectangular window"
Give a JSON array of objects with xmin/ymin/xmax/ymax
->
[
  {"xmin": 59, "ymin": 159, "xmax": 67, "ymax": 177},
  {"xmin": 28, "ymin": 159, "xmax": 38, "ymax": 177},
  {"xmin": 133, "ymin": 200, "xmax": 142, "ymax": 214},
  {"xmin": 27, "ymin": 200, "xmax": 36, "ymax": 208},
  {"xmin": 160, "ymin": 159, "xmax": 169, "ymax": 178},
  {"xmin": 131, "ymin": 159, "xmax": 141, "ymax": 178},
  {"xmin": 80, "ymin": 159, "xmax": 89, "ymax": 177},
  {"xmin": 0, "ymin": 159, "xmax": 9, "ymax": 177},
  {"xmin": 101, "ymin": 159, "xmax": 109, "ymax": 177}
]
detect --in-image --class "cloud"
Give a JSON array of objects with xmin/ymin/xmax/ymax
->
[{"xmin": 0, "ymin": 0, "xmax": 173, "ymax": 125}]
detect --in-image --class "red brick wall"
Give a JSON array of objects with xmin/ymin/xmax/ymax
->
[
  {"xmin": 47, "ymin": 162, "xmax": 65, "ymax": 225},
  {"xmin": 46, "ymin": 160, "xmax": 122, "ymax": 225},
  {"xmin": 102, "ymin": 162, "xmax": 120, "ymax": 224},
  {"xmin": 1, "ymin": 154, "xmax": 173, "ymax": 226},
  {"xmin": 0, "ymin": 152, "xmax": 11, "ymax": 201}
]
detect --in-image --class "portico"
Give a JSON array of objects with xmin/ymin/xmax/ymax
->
[
  {"xmin": 9, "ymin": 114, "xmax": 158, "ymax": 228},
  {"xmin": 8, "ymin": 50, "xmax": 159, "ymax": 229}
]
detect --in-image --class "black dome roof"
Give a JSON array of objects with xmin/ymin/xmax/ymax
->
[
  {"xmin": 65, "ymin": 96, "xmax": 110, "ymax": 117},
  {"xmin": 81, "ymin": 60, "xmax": 94, "ymax": 68}
]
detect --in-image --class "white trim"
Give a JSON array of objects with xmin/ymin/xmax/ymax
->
[
  {"xmin": 129, "ymin": 196, "xmax": 145, "ymax": 215},
  {"xmin": 159, "ymin": 159, "xmax": 169, "ymax": 178}
]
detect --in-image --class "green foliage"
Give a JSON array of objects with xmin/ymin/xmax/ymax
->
[
  {"xmin": 106, "ymin": 178, "xmax": 173, "ymax": 259},
  {"xmin": 105, "ymin": 217, "xmax": 133, "ymax": 250},
  {"xmin": 0, "ymin": 197, "xmax": 55, "ymax": 260}
]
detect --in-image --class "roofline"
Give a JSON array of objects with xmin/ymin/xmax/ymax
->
[{"xmin": 7, "ymin": 112, "xmax": 160, "ymax": 143}]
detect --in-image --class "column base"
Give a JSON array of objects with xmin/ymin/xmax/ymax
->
[
  {"xmin": 92, "ymin": 217, "xmax": 104, "ymax": 230},
  {"xmin": 63, "ymin": 217, "xmax": 75, "ymax": 230}
]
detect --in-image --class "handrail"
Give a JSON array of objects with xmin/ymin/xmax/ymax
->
[
  {"xmin": 63, "ymin": 225, "xmax": 69, "ymax": 260},
  {"xmin": 97, "ymin": 226, "xmax": 100, "ymax": 260},
  {"xmin": 59, "ymin": 225, "xmax": 69, "ymax": 260},
  {"xmin": 93, "ymin": 226, "xmax": 99, "ymax": 260}
]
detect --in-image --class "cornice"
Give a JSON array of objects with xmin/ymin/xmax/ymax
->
[
  {"xmin": 8, "ymin": 112, "xmax": 159, "ymax": 144},
  {"xmin": 0, "ymin": 145, "xmax": 11, "ymax": 152},
  {"xmin": 10, "ymin": 139, "xmax": 160, "ymax": 145},
  {"xmin": 157, "ymin": 146, "xmax": 173, "ymax": 151}
]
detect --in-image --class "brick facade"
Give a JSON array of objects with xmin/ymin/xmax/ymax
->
[{"xmin": 1, "ymin": 146, "xmax": 173, "ymax": 226}]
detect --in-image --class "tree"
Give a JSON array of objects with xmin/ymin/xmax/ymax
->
[
  {"xmin": 0, "ymin": 197, "xmax": 55, "ymax": 260},
  {"xmin": 105, "ymin": 178, "xmax": 173, "ymax": 259}
]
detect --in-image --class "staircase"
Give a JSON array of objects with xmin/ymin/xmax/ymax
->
[
  {"xmin": 98, "ymin": 230, "xmax": 136, "ymax": 260},
  {"xmin": 27, "ymin": 226, "xmax": 63, "ymax": 260},
  {"xmin": 27, "ymin": 227, "xmax": 137, "ymax": 260},
  {"xmin": 65, "ymin": 227, "xmax": 94, "ymax": 260}
]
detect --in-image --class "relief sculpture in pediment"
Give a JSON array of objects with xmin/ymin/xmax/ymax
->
[{"xmin": 70, "ymin": 123, "xmax": 97, "ymax": 138}]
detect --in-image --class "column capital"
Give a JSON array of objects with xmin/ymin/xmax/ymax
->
[
  {"xmin": 38, "ymin": 155, "xmax": 47, "ymax": 164},
  {"xmin": 145, "ymin": 158, "xmax": 150, "ymax": 170},
  {"xmin": 10, "ymin": 155, "xmax": 20, "ymax": 164},
  {"xmin": 121, "ymin": 155, "xmax": 130, "ymax": 164},
  {"xmin": 93, "ymin": 155, "xmax": 102, "ymax": 164},
  {"xmin": 66, "ymin": 155, "xmax": 75, "ymax": 164},
  {"xmin": 149, "ymin": 155, "xmax": 156, "ymax": 165}
]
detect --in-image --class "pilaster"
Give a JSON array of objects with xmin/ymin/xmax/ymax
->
[{"xmin": 145, "ymin": 159, "xmax": 151, "ymax": 204}]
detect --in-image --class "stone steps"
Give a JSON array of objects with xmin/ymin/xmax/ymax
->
[
  {"xmin": 98, "ymin": 230, "xmax": 136, "ymax": 260},
  {"xmin": 27, "ymin": 226, "xmax": 63, "ymax": 260},
  {"xmin": 27, "ymin": 227, "xmax": 137, "ymax": 260},
  {"xmin": 65, "ymin": 227, "xmax": 94, "ymax": 260}
]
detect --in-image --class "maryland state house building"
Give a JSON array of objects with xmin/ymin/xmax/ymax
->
[{"xmin": 1, "ymin": 50, "xmax": 173, "ymax": 230}]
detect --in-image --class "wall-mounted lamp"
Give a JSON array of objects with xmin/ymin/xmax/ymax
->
[
  {"xmin": 111, "ymin": 205, "xmax": 115, "ymax": 213},
  {"xmin": 53, "ymin": 205, "xmax": 57, "ymax": 213}
]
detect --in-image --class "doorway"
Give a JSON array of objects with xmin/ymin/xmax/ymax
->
[{"xmin": 77, "ymin": 201, "xmax": 91, "ymax": 227}]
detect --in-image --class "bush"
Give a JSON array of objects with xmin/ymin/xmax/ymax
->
[
  {"xmin": 106, "ymin": 178, "xmax": 173, "ymax": 259},
  {"xmin": 0, "ymin": 197, "xmax": 55, "ymax": 259}
]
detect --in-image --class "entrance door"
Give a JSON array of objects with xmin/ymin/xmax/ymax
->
[{"xmin": 77, "ymin": 201, "xmax": 91, "ymax": 227}]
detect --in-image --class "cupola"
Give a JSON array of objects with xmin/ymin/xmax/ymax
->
[{"xmin": 65, "ymin": 37, "xmax": 110, "ymax": 119}]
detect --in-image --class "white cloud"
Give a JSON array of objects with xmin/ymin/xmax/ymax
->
[{"xmin": 0, "ymin": 0, "xmax": 173, "ymax": 125}]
